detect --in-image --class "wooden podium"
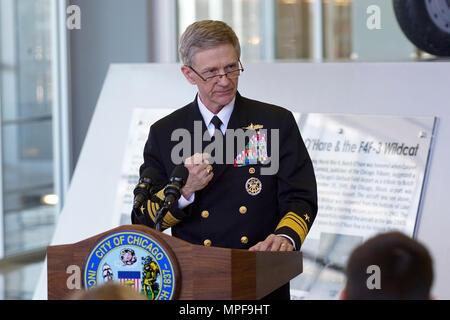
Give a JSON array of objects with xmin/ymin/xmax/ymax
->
[{"xmin": 47, "ymin": 225, "xmax": 302, "ymax": 300}]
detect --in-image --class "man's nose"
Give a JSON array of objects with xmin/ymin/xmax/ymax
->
[{"xmin": 217, "ymin": 74, "xmax": 231, "ymax": 85}]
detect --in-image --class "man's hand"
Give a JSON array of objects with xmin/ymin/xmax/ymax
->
[
  {"xmin": 181, "ymin": 153, "xmax": 214, "ymax": 199},
  {"xmin": 249, "ymin": 234, "xmax": 294, "ymax": 252}
]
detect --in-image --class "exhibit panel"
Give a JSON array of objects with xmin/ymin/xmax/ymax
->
[
  {"xmin": 292, "ymin": 114, "xmax": 435, "ymax": 299},
  {"xmin": 114, "ymin": 108, "xmax": 176, "ymax": 227}
]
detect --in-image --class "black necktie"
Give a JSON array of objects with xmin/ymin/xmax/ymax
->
[
  {"xmin": 210, "ymin": 116, "xmax": 224, "ymax": 161},
  {"xmin": 210, "ymin": 115, "xmax": 223, "ymax": 135}
]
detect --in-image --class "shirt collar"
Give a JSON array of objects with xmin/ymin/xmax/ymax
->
[{"xmin": 197, "ymin": 94, "xmax": 235, "ymax": 130}]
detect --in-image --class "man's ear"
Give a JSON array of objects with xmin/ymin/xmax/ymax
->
[{"xmin": 181, "ymin": 65, "xmax": 197, "ymax": 85}]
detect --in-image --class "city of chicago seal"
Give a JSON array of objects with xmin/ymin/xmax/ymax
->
[{"xmin": 83, "ymin": 231, "xmax": 177, "ymax": 300}]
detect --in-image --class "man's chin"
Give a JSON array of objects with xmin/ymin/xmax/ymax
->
[{"xmin": 214, "ymin": 91, "xmax": 235, "ymax": 105}]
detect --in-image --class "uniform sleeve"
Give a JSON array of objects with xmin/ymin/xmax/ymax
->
[
  {"xmin": 131, "ymin": 124, "xmax": 190, "ymax": 230},
  {"xmin": 131, "ymin": 188, "xmax": 190, "ymax": 231},
  {"xmin": 274, "ymin": 111, "xmax": 318, "ymax": 250}
]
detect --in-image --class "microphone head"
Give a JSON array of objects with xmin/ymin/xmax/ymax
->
[
  {"xmin": 137, "ymin": 166, "xmax": 164, "ymax": 195},
  {"xmin": 140, "ymin": 166, "xmax": 160, "ymax": 180},
  {"xmin": 169, "ymin": 165, "xmax": 189, "ymax": 187}
]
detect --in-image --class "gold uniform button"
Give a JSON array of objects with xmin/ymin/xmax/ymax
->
[
  {"xmin": 249, "ymin": 167, "xmax": 256, "ymax": 174},
  {"xmin": 201, "ymin": 210, "xmax": 210, "ymax": 218},
  {"xmin": 203, "ymin": 239, "xmax": 212, "ymax": 247},
  {"xmin": 239, "ymin": 206, "xmax": 247, "ymax": 214},
  {"xmin": 240, "ymin": 236, "xmax": 249, "ymax": 244}
]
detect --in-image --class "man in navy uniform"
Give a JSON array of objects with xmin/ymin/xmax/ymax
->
[{"xmin": 132, "ymin": 20, "xmax": 317, "ymax": 299}]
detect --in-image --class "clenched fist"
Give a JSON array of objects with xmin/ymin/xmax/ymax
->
[{"xmin": 181, "ymin": 153, "xmax": 214, "ymax": 199}]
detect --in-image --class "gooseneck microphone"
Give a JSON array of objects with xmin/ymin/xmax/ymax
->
[
  {"xmin": 163, "ymin": 165, "xmax": 190, "ymax": 207},
  {"xmin": 133, "ymin": 167, "xmax": 160, "ymax": 210},
  {"xmin": 155, "ymin": 165, "xmax": 189, "ymax": 231}
]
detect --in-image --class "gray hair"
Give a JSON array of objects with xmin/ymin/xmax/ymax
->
[{"xmin": 179, "ymin": 20, "xmax": 241, "ymax": 66}]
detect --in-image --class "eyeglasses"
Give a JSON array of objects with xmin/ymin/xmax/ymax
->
[{"xmin": 188, "ymin": 60, "xmax": 244, "ymax": 82}]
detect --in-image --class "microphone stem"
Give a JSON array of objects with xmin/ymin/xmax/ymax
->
[{"xmin": 155, "ymin": 206, "xmax": 169, "ymax": 231}]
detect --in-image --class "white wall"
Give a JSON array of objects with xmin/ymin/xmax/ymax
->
[
  {"xmin": 69, "ymin": 0, "xmax": 151, "ymax": 173},
  {"xmin": 35, "ymin": 62, "xmax": 450, "ymax": 299}
]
